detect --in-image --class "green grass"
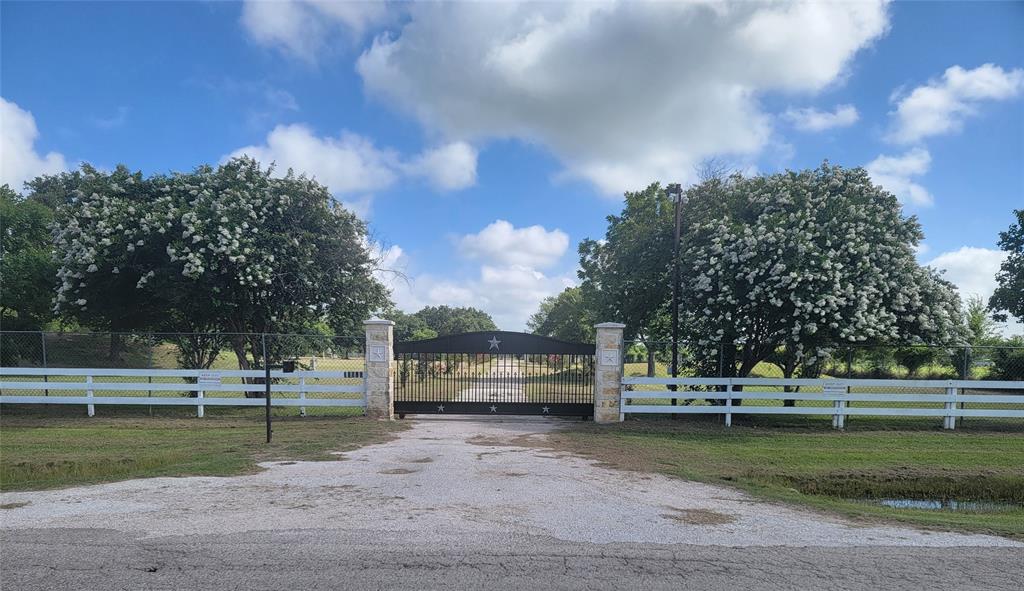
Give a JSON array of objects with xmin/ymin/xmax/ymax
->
[
  {"xmin": 550, "ymin": 417, "xmax": 1024, "ymax": 539},
  {"xmin": 0, "ymin": 406, "xmax": 406, "ymax": 491}
]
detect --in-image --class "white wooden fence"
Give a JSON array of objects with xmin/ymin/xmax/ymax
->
[
  {"xmin": 620, "ymin": 377, "xmax": 1024, "ymax": 429},
  {"xmin": 0, "ymin": 367, "xmax": 366, "ymax": 416}
]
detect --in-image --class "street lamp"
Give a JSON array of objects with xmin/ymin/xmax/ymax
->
[{"xmin": 666, "ymin": 183, "xmax": 684, "ymax": 403}]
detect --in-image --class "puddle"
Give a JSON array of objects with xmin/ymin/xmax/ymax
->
[{"xmin": 867, "ymin": 499, "xmax": 1022, "ymax": 512}]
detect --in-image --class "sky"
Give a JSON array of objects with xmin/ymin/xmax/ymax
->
[{"xmin": 1, "ymin": 1, "xmax": 1022, "ymax": 333}]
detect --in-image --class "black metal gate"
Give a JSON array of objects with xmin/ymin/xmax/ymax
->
[{"xmin": 394, "ymin": 331, "xmax": 594, "ymax": 417}]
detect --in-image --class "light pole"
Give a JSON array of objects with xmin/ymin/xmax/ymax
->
[
  {"xmin": 261, "ymin": 332, "xmax": 296, "ymax": 444},
  {"xmin": 666, "ymin": 183, "xmax": 683, "ymax": 405}
]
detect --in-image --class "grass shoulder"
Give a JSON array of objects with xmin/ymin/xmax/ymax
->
[
  {"xmin": 0, "ymin": 406, "xmax": 408, "ymax": 492},
  {"xmin": 547, "ymin": 417, "xmax": 1024, "ymax": 540}
]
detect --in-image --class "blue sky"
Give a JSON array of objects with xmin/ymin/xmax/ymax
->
[{"xmin": 2, "ymin": 1, "xmax": 1022, "ymax": 331}]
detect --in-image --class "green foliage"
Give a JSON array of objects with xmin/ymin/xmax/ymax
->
[
  {"xmin": 527, "ymin": 287, "xmax": 593, "ymax": 343},
  {"xmin": 989, "ymin": 209, "xmax": 1023, "ymax": 326},
  {"xmin": 964, "ymin": 295, "xmax": 1000, "ymax": 346},
  {"xmin": 577, "ymin": 183, "xmax": 674, "ymax": 342},
  {"xmin": 675, "ymin": 163, "xmax": 964, "ymax": 377},
  {"xmin": 0, "ymin": 185, "xmax": 57, "ymax": 330},
  {"xmin": 989, "ymin": 337, "xmax": 1024, "ymax": 381},
  {"xmin": 45, "ymin": 158, "xmax": 389, "ymax": 369},
  {"xmin": 388, "ymin": 309, "xmax": 437, "ymax": 341},
  {"xmin": 409, "ymin": 305, "xmax": 497, "ymax": 336},
  {"xmin": 893, "ymin": 346, "xmax": 935, "ymax": 377}
]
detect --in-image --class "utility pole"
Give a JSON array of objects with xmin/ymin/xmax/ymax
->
[{"xmin": 666, "ymin": 183, "xmax": 684, "ymax": 405}]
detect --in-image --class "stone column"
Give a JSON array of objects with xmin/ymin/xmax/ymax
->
[
  {"xmin": 594, "ymin": 322, "xmax": 625, "ymax": 424},
  {"xmin": 363, "ymin": 319, "xmax": 395, "ymax": 420}
]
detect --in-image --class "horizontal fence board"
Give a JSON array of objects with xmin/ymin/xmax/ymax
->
[
  {"xmin": 0, "ymin": 395, "xmax": 365, "ymax": 407},
  {"xmin": 0, "ymin": 367, "xmax": 363, "ymax": 379},
  {"xmin": 621, "ymin": 376, "xmax": 1024, "ymax": 390},
  {"xmin": 0, "ymin": 381, "xmax": 364, "ymax": 394},
  {"xmin": 619, "ymin": 405, "xmax": 1024, "ymax": 418}
]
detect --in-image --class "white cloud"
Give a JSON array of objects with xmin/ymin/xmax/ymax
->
[
  {"xmin": 782, "ymin": 104, "xmax": 859, "ymax": 132},
  {"xmin": 356, "ymin": 1, "xmax": 889, "ymax": 195},
  {"xmin": 0, "ymin": 97, "xmax": 67, "ymax": 190},
  {"xmin": 378, "ymin": 221, "xmax": 575, "ymax": 330},
  {"xmin": 226, "ymin": 123, "xmax": 399, "ymax": 194},
  {"xmin": 241, "ymin": 0, "xmax": 390, "ymax": 62},
  {"xmin": 928, "ymin": 246, "xmax": 1021, "ymax": 336},
  {"xmin": 458, "ymin": 220, "xmax": 569, "ymax": 269},
  {"xmin": 225, "ymin": 125, "xmax": 478, "ymax": 207},
  {"xmin": 887, "ymin": 63, "xmax": 1024, "ymax": 144},
  {"xmin": 404, "ymin": 141, "xmax": 477, "ymax": 191},
  {"xmin": 865, "ymin": 148, "xmax": 933, "ymax": 206}
]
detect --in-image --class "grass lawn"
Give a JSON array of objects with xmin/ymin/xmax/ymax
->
[
  {"xmin": 549, "ymin": 416, "xmax": 1024, "ymax": 539},
  {"xmin": 0, "ymin": 406, "xmax": 406, "ymax": 492}
]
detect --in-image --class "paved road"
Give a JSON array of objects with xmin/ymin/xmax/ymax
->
[{"xmin": 2, "ymin": 417, "xmax": 1021, "ymax": 590}]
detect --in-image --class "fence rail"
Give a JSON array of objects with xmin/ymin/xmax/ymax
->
[
  {"xmin": 0, "ymin": 367, "xmax": 366, "ymax": 417},
  {"xmin": 620, "ymin": 376, "xmax": 1024, "ymax": 429}
]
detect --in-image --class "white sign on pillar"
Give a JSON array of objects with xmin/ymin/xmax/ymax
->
[
  {"xmin": 599, "ymin": 348, "xmax": 620, "ymax": 367},
  {"xmin": 369, "ymin": 346, "xmax": 386, "ymax": 362}
]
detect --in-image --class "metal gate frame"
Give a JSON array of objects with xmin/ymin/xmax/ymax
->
[{"xmin": 394, "ymin": 331, "xmax": 595, "ymax": 417}]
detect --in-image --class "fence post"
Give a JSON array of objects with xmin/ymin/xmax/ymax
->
[
  {"xmin": 86, "ymin": 374, "xmax": 95, "ymax": 417},
  {"xmin": 40, "ymin": 332, "xmax": 49, "ymax": 397},
  {"xmin": 725, "ymin": 380, "xmax": 732, "ymax": 427},
  {"xmin": 944, "ymin": 385, "xmax": 957, "ymax": 430},
  {"xmin": 197, "ymin": 388, "xmax": 204, "ymax": 418},
  {"xmin": 299, "ymin": 376, "xmax": 307, "ymax": 417},
  {"xmin": 594, "ymin": 322, "xmax": 625, "ymax": 424},
  {"xmin": 826, "ymin": 382, "xmax": 847, "ymax": 429},
  {"xmin": 363, "ymin": 319, "xmax": 395, "ymax": 420}
]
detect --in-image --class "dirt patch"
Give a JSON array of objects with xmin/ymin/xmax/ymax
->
[
  {"xmin": 661, "ymin": 507, "xmax": 736, "ymax": 525},
  {"xmin": 277, "ymin": 461, "xmax": 297, "ymax": 466},
  {"xmin": 504, "ymin": 471, "xmax": 528, "ymax": 477},
  {"xmin": 379, "ymin": 468, "xmax": 417, "ymax": 475},
  {"xmin": 1, "ymin": 501, "xmax": 30, "ymax": 510},
  {"xmin": 407, "ymin": 457, "xmax": 434, "ymax": 464}
]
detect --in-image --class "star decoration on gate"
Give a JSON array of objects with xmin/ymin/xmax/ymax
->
[
  {"xmin": 487, "ymin": 336, "xmax": 501, "ymax": 351},
  {"xmin": 437, "ymin": 404, "xmax": 445, "ymax": 413},
  {"xmin": 542, "ymin": 406, "xmax": 550, "ymax": 414},
  {"xmin": 490, "ymin": 405, "xmax": 498, "ymax": 413}
]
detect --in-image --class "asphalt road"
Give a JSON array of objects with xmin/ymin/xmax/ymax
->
[{"xmin": 2, "ymin": 417, "xmax": 1021, "ymax": 590}]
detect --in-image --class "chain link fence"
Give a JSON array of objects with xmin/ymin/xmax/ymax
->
[{"xmin": 0, "ymin": 331, "xmax": 365, "ymax": 416}]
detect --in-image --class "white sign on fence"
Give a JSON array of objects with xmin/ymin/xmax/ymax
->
[{"xmin": 197, "ymin": 371, "xmax": 222, "ymax": 387}]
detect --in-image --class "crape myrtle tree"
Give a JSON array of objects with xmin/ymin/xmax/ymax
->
[
  {"xmin": 989, "ymin": 209, "xmax": 1023, "ymax": 326},
  {"xmin": 677, "ymin": 162, "xmax": 965, "ymax": 383},
  {"xmin": 51, "ymin": 157, "xmax": 389, "ymax": 373},
  {"xmin": 578, "ymin": 183, "xmax": 675, "ymax": 375}
]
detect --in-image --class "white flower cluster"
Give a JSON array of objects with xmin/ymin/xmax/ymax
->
[{"xmin": 679, "ymin": 165, "xmax": 964, "ymax": 365}]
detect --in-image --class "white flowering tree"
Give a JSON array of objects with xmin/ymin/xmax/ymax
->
[
  {"xmin": 51, "ymin": 157, "xmax": 388, "ymax": 371},
  {"xmin": 677, "ymin": 163, "xmax": 965, "ymax": 380}
]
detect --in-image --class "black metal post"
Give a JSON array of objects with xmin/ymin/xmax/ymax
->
[
  {"xmin": 263, "ymin": 333, "xmax": 271, "ymax": 443},
  {"xmin": 668, "ymin": 183, "xmax": 683, "ymax": 402}
]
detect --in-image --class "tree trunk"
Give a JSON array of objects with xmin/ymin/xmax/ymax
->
[
  {"xmin": 646, "ymin": 345, "xmax": 656, "ymax": 377},
  {"xmin": 108, "ymin": 333, "xmax": 125, "ymax": 365}
]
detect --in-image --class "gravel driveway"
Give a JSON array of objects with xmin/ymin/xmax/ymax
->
[{"xmin": 2, "ymin": 417, "xmax": 1021, "ymax": 590}]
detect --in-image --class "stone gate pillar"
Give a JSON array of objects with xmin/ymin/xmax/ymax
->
[
  {"xmin": 363, "ymin": 319, "xmax": 395, "ymax": 420},
  {"xmin": 594, "ymin": 322, "xmax": 625, "ymax": 424}
]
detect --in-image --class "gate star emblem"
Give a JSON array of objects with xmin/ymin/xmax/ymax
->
[
  {"xmin": 437, "ymin": 404, "xmax": 445, "ymax": 413},
  {"xmin": 490, "ymin": 405, "xmax": 498, "ymax": 413},
  {"xmin": 542, "ymin": 406, "xmax": 550, "ymax": 414},
  {"xmin": 487, "ymin": 336, "xmax": 501, "ymax": 350}
]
